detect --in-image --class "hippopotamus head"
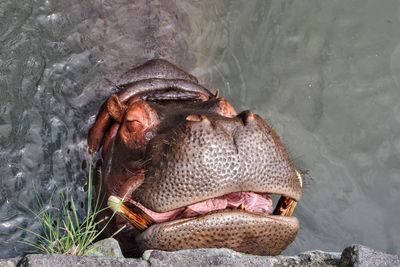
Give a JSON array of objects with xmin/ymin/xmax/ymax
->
[{"xmin": 88, "ymin": 59, "xmax": 302, "ymax": 256}]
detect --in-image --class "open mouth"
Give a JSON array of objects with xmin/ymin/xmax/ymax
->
[
  {"xmin": 107, "ymin": 186, "xmax": 300, "ymax": 255},
  {"xmin": 107, "ymin": 171, "xmax": 302, "ymax": 231}
]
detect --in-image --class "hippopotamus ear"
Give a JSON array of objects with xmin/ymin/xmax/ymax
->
[
  {"xmin": 107, "ymin": 94, "xmax": 127, "ymax": 123},
  {"xmin": 88, "ymin": 94, "xmax": 125, "ymax": 154}
]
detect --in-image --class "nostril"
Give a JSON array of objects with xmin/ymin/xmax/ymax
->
[
  {"xmin": 186, "ymin": 115, "xmax": 211, "ymax": 124},
  {"xmin": 237, "ymin": 110, "xmax": 255, "ymax": 125},
  {"xmin": 186, "ymin": 114, "xmax": 202, "ymax": 122}
]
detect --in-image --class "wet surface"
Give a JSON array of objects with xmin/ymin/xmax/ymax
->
[{"xmin": 1, "ymin": 0, "xmax": 400, "ymax": 258}]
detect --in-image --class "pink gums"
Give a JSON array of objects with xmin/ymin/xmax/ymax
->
[{"xmin": 132, "ymin": 192, "xmax": 273, "ymax": 223}]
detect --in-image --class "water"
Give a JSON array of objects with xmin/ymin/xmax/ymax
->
[{"xmin": 1, "ymin": 0, "xmax": 400, "ymax": 258}]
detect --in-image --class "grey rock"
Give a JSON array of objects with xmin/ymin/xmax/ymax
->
[
  {"xmin": 1, "ymin": 244, "xmax": 399, "ymax": 267},
  {"xmin": 143, "ymin": 248, "xmax": 341, "ymax": 267},
  {"xmin": 340, "ymin": 244, "xmax": 400, "ymax": 267},
  {"xmin": 143, "ymin": 248, "xmax": 275, "ymax": 267},
  {"xmin": 275, "ymin": 250, "xmax": 341, "ymax": 266},
  {"xmin": 18, "ymin": 254, "xmax": 148, "ymax": 267},
  {"xmin": 84, "ymin": 238, "xmax": 124, "ymax": 258},
  {"xmin": 0, "ymin": 257, "xmax": 21, "ymax": 267}
]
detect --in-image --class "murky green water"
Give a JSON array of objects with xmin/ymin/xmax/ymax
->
[{"xmin": 1, "ymin": 0, "xmax": 400, "ymax": 258}]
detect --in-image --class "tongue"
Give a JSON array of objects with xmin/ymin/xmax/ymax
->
[
  {"xmin": 182, "ymin": 192, "xmax": 273, "ymax": 218},
  {"xmin": 133, "ymin": 192, "xmax": 273, "ymax": 224}
]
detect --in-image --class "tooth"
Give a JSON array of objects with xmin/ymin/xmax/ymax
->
[
  {"xmin": 284, "ymin": 200, "xmax": 297, "ymax": 217},
  {"xmin": 272, "ymin": 196, "xmax": 298, "ymax": 217},
  {"xmin": 108, "ymin": 196, "xmax": 154, "ymax": 231},
  {"xmin": 108, "ymin": 195, "xmax": 123, "ymax": 210}
]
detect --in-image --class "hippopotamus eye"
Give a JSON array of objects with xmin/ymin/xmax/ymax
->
[
  {"xmin": 126, "ymin": 120, "xmax": 142, "ymax": 132},
  {"xmin": 145, "ymin": 131, "xmax": 155, "ymax": 141}
]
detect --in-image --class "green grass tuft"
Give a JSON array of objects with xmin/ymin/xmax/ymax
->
[{"xmin": 19, "ymin": 158, "xmax": 123, "ymax": 256}]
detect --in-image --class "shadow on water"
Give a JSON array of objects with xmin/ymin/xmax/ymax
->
[{"xmin": 1, "ymin": 0, "xmax": 400, "ymax": 258}]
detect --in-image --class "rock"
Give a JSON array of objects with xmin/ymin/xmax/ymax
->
[
  {"xmin": 84, "ymin": 238, "xmax": 124, "ymax": 258},
  {"xmin": 1, "ymin": 244, "xmax": 399, "ymax": 267},
  {"xmin": 340, "ymin": 244, "xmax": 400, "ymax": 267},
  {"xmin": 0, "ymin": 257, "xmax": 21, "ymax": 267},
  {"xmin": 143, "ymin": 248, "xmax": 341, "ymax": 267},
  {"xmin": 18, "ymin": 254, "xmax": 148, "ymax": 267},
  {"xmin": 143, "ymin": 248, "xmax": 275, "ymax": 267},
  {"xmin": 276, "ymin": 250, "xmax": 341, "ymax": 266}
]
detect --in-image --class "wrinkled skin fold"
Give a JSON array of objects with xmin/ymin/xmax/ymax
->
[{"xmin": 88, "ymin": 59, "xmax": 302, "ymax": 256}]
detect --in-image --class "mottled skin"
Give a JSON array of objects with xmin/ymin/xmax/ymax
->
[{"xmin": 88, "ymin": 59, "xmax": 302, "ymax": 256}]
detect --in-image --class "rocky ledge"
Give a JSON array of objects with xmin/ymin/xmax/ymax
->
[{"xmin": 1, "ymin": 241, "xmax": 399, "ymax": 267}]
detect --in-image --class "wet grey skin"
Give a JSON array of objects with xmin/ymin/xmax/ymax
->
[
  {"xmin": 134, "ymin": 112, "xmax": 302, "ymax": 211},
  {"xmin": 132, "ymin": 110, "xmax": 302, "ymax": 255}
]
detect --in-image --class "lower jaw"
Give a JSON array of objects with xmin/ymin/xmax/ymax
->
[{"xmin": 135, "ymin": 210, "xmax": 299, "ymax": 256}]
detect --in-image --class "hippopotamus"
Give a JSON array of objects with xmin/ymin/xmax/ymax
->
[{"xmin": 87, "ymin": 59, "xmax": 302, "ymax": 257}]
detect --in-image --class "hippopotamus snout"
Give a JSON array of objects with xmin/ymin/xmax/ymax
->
[
  {"xmin": 134, "ymin": 111, "xmax": 301, "ymax": 212},
  {"xmin": 127, "ymin": 110, "xmax": 302, "ymax": 255}
]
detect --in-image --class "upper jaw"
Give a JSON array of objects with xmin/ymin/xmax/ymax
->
[
  {"xmin": 133, "ymin": 177, "xmax": 302, "ymax": 214},
  {"xmin": 132, "ymin": 113, "xmax": 302, "ymax": 213}
]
